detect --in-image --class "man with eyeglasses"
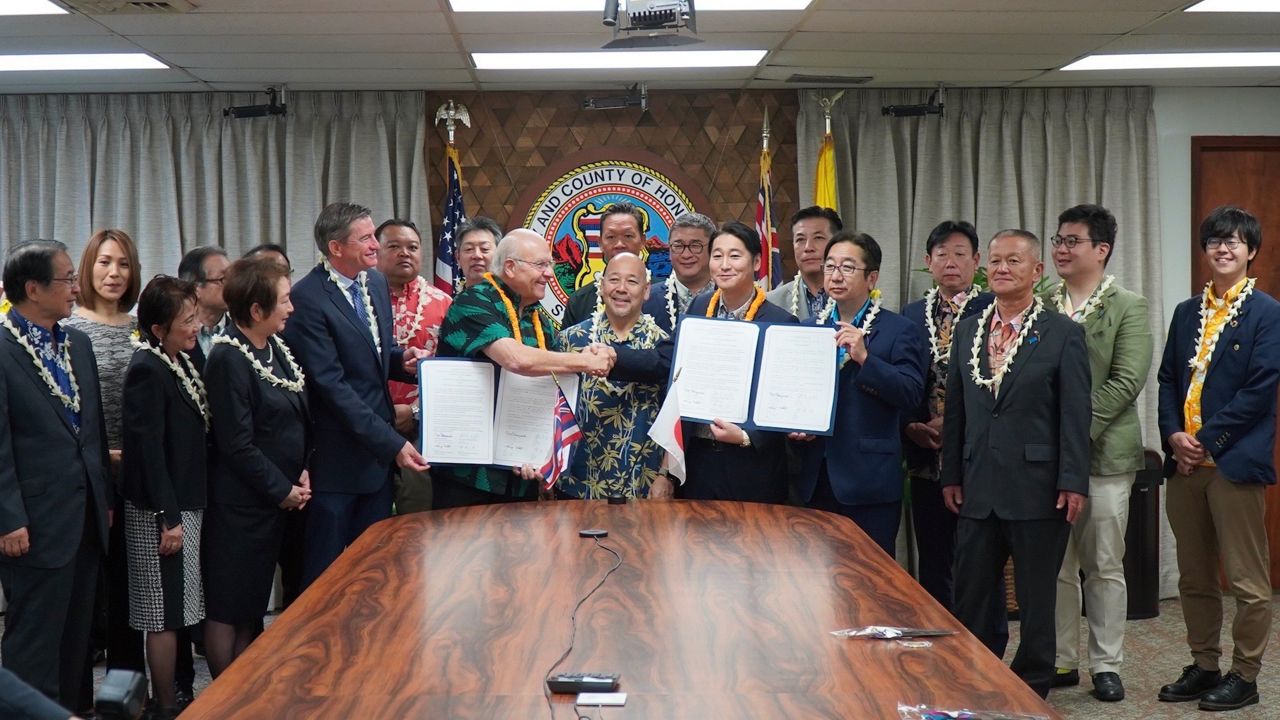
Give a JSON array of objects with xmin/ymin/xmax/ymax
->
[
  {"xmin": 1044, "ymin": 204, "xmax": 1153, "ymax": 703},
  {"xmin": 282, "ymin": 202, "xmax": 430, "ymax": 588},
  {"xmin": 0, "ymin": 240, "xmax": 110, "ymax": 708},
  {"xmin": 376, "ymin": 219, "xmax": 452, "ymax": 516},
  {"xmin": 561, "ymin": 202, "xmax": 649, "ymax": 328},
  {"xmin": 1156, "ymin": 206, "xmax": 1280, "ymax": 711},
  {"xmin": 642, "ymin": 211, "xmax": 716, "ymax": 334},
  {"xmin": 435, "ymin": 229, "xmax": 616, "ymax": 509},
  {"xmin": 177, "ymin": 245, "xmax": 230, "ymax": 370},
  {"xmin": 767, "ymin": 206, "xmax": 842, "ymax": 321}
]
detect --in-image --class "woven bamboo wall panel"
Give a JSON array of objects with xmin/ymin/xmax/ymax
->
[{"xmin": 425, "ymin": 90, "xmax": 801, "ymax": 270}]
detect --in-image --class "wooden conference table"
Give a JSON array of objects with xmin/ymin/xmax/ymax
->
[{"xmin": 184, "ymin": 500, "xmax": 1060, "ymax": 719}]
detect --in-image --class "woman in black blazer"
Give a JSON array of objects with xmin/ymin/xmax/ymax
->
[
  {"xmin": 202, "ymin": 257, "xmax": 311, "ymax": 677},
  {"xmin": 678, "ymin": 222, "xmax": 798, "ymax": 504},
  {"xmin": 121, "ymin": 276, "xmax": 208, "ymax": 719}
]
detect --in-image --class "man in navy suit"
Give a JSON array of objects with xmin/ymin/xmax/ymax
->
[
  {"xmin": 1156, "ymin": 206, "xmax": 1280, "ymax": 712},
  {"xmin": 0, "ymin": 241, "xmax": 110, "ymax": 707},
  {"xmin": 282, "ymin": 202, "xmax": 428, "ymax": 587},
  {"xmin": 791, "ymin": 231, "xmax": 928, "ymax": 554},
  {"xmin": 901, "ymin": 220, "xmax": 994, "ymax": 610}
]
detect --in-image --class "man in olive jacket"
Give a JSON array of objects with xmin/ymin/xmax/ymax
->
[{"xmin": 1046, "ymin": 205, "xmax": 1153, "ymax": 703}]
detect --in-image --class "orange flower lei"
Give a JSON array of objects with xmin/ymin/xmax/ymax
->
[
  {"xmin": 483, "ymin": 272, "xmax": 547, "ymax": 349},
  {"xmin": 705, "ymin": 286, "xmax": 766, "ymax": 321}
]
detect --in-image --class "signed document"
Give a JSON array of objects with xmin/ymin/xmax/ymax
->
[
  {"xmin": 419, "ymin": 359, "xmax": 496, "ymax": 465},
  {"xmin": 752, "ymin": 324, "xmax": 837, "ymax": 434},
  {"xmin": 493, "ymin": 372, "xmax": 580, "ymax": 468},
  {"xmin": 672, "ymin": 317, "xmax": 759, "ymax": 424}
]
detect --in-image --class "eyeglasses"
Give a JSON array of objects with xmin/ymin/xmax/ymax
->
[
  {"xmin": 512, "ymin": 258, "xmax": 554, "ymax": 272},
  {"xmin": 1205, "ymin": 236, "xmax": 1244, "ymax": 250},
  {"xmin": 50, "ymin": 274, "xmax": 79, "ymax": 286},
  {"xmin": 822, "ymin": 263, "xmax": 871, "ymax": 277},
  {"xmin": 669, "ymin": 242, "xmax": 706, "ymax": 255},
  {"xmin": 1049, "ymin": 234, "xmax": 1097, "ymax": 249}
]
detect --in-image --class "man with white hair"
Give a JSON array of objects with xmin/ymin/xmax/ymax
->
[{"xmin": 434, "ymin": 229, "xmax": 616, "ymax": 508}]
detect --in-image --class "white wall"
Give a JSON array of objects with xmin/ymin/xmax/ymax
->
[{"xmin": 1153, "ymin": 87, "xmax": 1280, "ymax": 317}]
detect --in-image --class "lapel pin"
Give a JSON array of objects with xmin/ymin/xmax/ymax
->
[{"xmin": 1230, "ymin": 319, "xmax": 1239, "ymax": 327}]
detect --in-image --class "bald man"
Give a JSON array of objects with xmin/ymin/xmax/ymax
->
[{"xmin": 434, "ymin": 230, "xmax": 616, "ymax": 508}]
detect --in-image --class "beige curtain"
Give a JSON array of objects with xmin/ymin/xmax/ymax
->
[
  {"xmin": 798, "ymin": 87, "xmax": 1175, "ymax": 596},
  {"xmin": 0, "ymin": 90, "xmax": 429, "ymax": 277}
]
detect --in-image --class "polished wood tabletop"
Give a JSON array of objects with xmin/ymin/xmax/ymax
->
[{"xmin": 184, "ymin": 500, "xmax": 1061, "ymax": 719}]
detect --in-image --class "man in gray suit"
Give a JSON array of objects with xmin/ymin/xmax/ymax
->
[
  {"xmin": 766, "ymin": 206, "xmax": 841, "ymax": 321},
  {"xmin": 0, "ymin": 241, "xmax": 110, "ymax": 706},
  {"xmin": 941, "ymin": 229, "xmax": 1091, "ymax": 699}
]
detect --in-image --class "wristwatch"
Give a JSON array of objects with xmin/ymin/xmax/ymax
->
[
  {"xmin": 411, "ymin": 404, "xmax": 421, "ymax": 422},
  {"xmin": 739, "ymin": 432, "xmax": 752, "ymax": 448}
]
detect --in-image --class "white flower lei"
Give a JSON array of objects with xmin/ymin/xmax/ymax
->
[
  {"xmin": 790, "ymin": 278, "xmax": 805, "ymax": 318},
  {"xmin": 1054, "ymin": 274, "xmax": 1115, "ymax": 325},
  {"xmin": 131, "ymin": 337, "xmax": 210, "ymax": 428},
  {"xmin": 1188, "ymin": 278, "xmax": 1255, "ymax": 373},
  {"xmin": 1, "ymin": 313, "xmax": 80, "ymax": 413},
  {"xmin": 665, "ymin": 279, "xmax": 680, "ymax": 330},
  {"xmin": 324, "ymin": 260, "xmax": 381, "ymax": 355},
  {"xmin": 393, "ymin": 276, "xmax": 430, "ymax": 346},
  {"xmin": 923, "ymin": 286, "xmax": 976, "ymax": 365},
  {"xmin": 212, "ymin": 334, "xmax": 306, "ymax": 394},
  {"xmin": 969, "ymin": 297, "xmax": 1045, "ymax": 391},
  {"xmin": 816, "ymin": 290, "xmax": 882, "ymax": 334}
]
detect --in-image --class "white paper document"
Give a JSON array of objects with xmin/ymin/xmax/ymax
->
[
  {"xmin": 672, "ymin": 317, "xmax": 760, "ymax": 424},
  {"xmin": 752, "ymin": 324, "xmax": 837, "ymax": 433},
  {"xmin": 419, "ymin": 360, "xmax": 496, "ymax": 465},
  {"xmin": 493, "ymin": 372, "xmax": 580, "ymax": 468}
]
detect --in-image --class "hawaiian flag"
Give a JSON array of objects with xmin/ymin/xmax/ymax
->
[
  {"xmin": 754, "ymin": 147, "xmax": 782, "ymax": 289},
  {"xmin": 647, "ymin": 376, "xmax": 685, "ymax": 483},
  {"xmin": 433, "ymin": 144, "xmax": 467, "ymax": 295},
  {"xmin": 540, "ymin": 385, "xmax": 583, "ymax": 491}
]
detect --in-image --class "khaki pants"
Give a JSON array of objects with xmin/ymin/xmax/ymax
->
[
  {"xmin": 1166, "ymin": 466, "xmax": 1271, "ymax": 681},
  {"xmin": 1054, "ymin": 472, "xmax": 1133, "ymax": 674},
  {"xmin": 394, "ymin": 465, "xmax": 433, "ymax": 515}
]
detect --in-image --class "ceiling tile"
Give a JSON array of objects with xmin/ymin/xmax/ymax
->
[
  {"xmin": 162, "ymin": 53, "xmax": 467, "ymax": 70},
  {"xmin": 800, "ymin": 10, "xmax": 1163, "ymax": 35},
  {"xmin": 769, "ymin": 50, "xmax": 1072, "ymax": 70},
  {"xmin": 189, "ymin": 68, "xmax": 473, "ymax": 84},
  {"xmin": 138, "ymin": 34, "xmax": 458, "ymax": 53},
  {"xmin": 783, "ymin": 31, "xmax": 1106, "ymax": 55},
  {"xmin": 94, "ymin": 12, "xmax": 446, "ymax": 36}
]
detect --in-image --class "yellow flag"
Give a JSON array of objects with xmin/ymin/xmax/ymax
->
[{"xmin": 814, "ymin": 132, "xmax": 837, "ymax": 211}]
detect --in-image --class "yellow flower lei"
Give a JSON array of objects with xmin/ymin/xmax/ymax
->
[
  {"xmin": 483, "ymin": 272, "xmax": 546, "ymax": 349},
  {"xmin": 705, "ymin": 286, "xmax": 766, "ymax": 321}
]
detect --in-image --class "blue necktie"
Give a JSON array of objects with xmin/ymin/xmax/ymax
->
[{"xmin": 347, "ymin": 281, "xmax": 369, "ymax": 327}]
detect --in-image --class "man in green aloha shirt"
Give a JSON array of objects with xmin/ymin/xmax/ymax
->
[{"xmin": 434, "ymin": 229, "xmax": 615, "ymax": 507}]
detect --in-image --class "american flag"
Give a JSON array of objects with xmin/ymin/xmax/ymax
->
[
  {"xmin": 754, "ymin": 147, "xmax": 782, "ymax": 289},
  {"xmin": 433, "ymin": 144, "xmax": 467, "ymax": 295},
  {"xmin": 540, "ymin": 384, "xmax": 583, "ymax": 491}
]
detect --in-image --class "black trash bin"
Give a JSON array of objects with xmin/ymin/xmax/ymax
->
[{"xmin": 1123, "ymin": 449, "xmax": 1164, "ymax": 620}]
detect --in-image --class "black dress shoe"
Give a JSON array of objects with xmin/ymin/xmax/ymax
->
[
  {"xmin": 1091, "ymin": 671, "xmax": 1124, "ymax": 702},
  {"xmin": 1050, "ymin": 668, "xmax": 1079, "ymax": 688},
  {"xmin": 1199, "ymin": 671, "xmax": 1259, "ymax": 711},
  {"xmin": 1158, "ymin": 664, "xmax": 1221, "ymax": 702},
  {"xmin": 173, "ymin": 685, "xmax": 194, "ymax": 711}
]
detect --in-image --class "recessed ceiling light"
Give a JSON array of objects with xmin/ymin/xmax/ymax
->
[
  {"xmin": 1, "ymin": 0, "xmax": 67, "ymax": 15},
  {"xmin": 0, "ymin": 54, "xmax": 168, "ymax": 72},
  {"xmin": 1185, "ymin": 0, "xmax": 1280, "ymax": 11},
  {"xmin": 1062, "ymin": 52, "xmax": 1280, "ymax": 71},
  {"xmin": 452, "ymin": 0, "xmax": 809, "ymax": 11},
  {"xmin": 473, "ymin": 50, "xmax": 766, "ymax": 70}
]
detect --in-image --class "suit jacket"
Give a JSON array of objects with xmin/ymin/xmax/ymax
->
[
  {"xmin": 281, "ymin": 264, "xmax": 411, "ymax": 495},
  {"xmin": 682, "ymin": 291, "xmax": 797, "ymax": 451},
  {"xmin": 643, "ymin": 279, "xmax": 678, "ymax": 334},
  {"xmin": 121, "ymin": 349, "xmax": 208, "ymax": 527},
  {"xmin": 561, "ymin": 284, "xmax": 598, "ymax": 329},
  {"xmin": 1157, "ymin": 288, "xmax": 1280, "ymax": 484},
  {"xmin": 795, "ymin": 308, "xmax": 929, "ymax": 506},
  {"xmin": 1046, "ymin": 282, "xmax": 1153, "ymax": 476},
  {"xmin": 0, "ymin": 324, "xmax": 110, "ymax": 568},
  {"xmin": 205, "ymin": 326, "xmax": 312, "ymax": 507},
  {"xmin": 766, "ymin": 278, "xmax": 817, "ymax": 322},
  {"xmin": 941, "ymin": 306, "xmax": 1092, "ymax": 520},
  {"xmin": 899, "ymin": 290, "xmax": 995, "ymax": 475}
]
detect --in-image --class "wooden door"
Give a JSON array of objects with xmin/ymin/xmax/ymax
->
[{"xmin": 1191, "ymin": 136, "xmax": 1280, "ymax": 588}]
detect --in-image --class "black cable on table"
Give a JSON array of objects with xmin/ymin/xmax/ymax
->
[{"xmin": 544, "ymin": 537, "xmax": 624, "ymax": 720}]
